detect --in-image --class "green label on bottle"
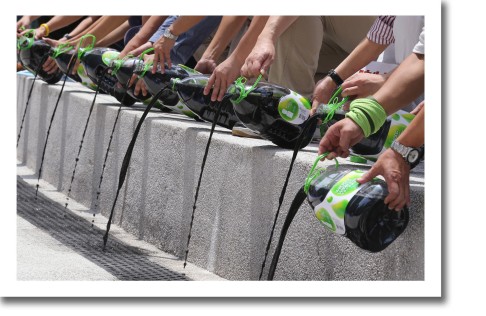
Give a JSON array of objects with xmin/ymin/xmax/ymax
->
[
  {"xmin": 77, "ymin": 64, "xmax": 97, "ymax": 91},
  {"xmin": 350, "ymin": 110, "xmax": 415, "ymax": 161},
  {"xmin": 277, "ymin": 93, "xmax": 311, "ymax": 125},
  {"xmin": 313, "ymin": 170, "xmax": 364, "ymax": 235},
  {"xmin": 102, "ymin": 51, "xmax": 120, "ymax": 66}
]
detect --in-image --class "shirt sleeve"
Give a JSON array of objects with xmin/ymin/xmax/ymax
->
[
  {"xmin": 413, "ymin": 27, "xmax": 425, "ymax": 54},
  {"xmin": 367, "ymin": 16, "xmax": 396, "ymax": 45}
]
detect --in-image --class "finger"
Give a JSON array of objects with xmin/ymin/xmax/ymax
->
[
  {"xmin": 128, "ymin": 74, "xmax": 137, "ymax": 88},
  {"xmin": 134, "ymin": 79, "xmax": 142, "ymax": 96},
  {"xmin": 204, "ymin": 74, "xmax": 216, "ymax": 96},
  {"xmin": 141, "ymin": 81, "xmax": 147, "ymax": 96},
  {"xmin": 152, "ymin": 51, "xmax": 160, "ymax": 74},
  {"xmin": 165, "ymin": 48, "xmax": 172, "ymax": 69},
  {"xmin": 384, "ymin": 173, "xmax": 401, "ymax": 209},
  {"xmin": 217, "ymin": 80, "xmax": 227, "ymax": 101},
  {"xmin": 211, "ymin": 76, "xmax": 221, "ymax": 102},
  {"xmin": 357, "ymin": 167, "xmax": 379, "ymax": 184},
  {"xmin": 341, "ymin": 86, "xmax": 360, "ymax": 97}
]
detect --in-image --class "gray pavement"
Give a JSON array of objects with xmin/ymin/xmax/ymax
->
[
  {"xmin": 17, "ymin": 165, "xmax": 225, "ymax": 281},
  {"xmin": 17, "ymin": 216, "xmax": 117, "ymax": 281}
]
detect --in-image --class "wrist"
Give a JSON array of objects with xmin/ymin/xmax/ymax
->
[{"xmin": 40, "ymin": 23, "xmax": 50, "ymax": 36}]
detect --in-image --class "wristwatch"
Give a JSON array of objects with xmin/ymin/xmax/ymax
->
[
  {"xmin": 327, "ymin": 69, "xmax": 344, "ymax": 86},
  {"xmin": 390, "ymin": 140, "xmax": 424, "ymax": 169},
  {"xmin": 163, "ymin": 28, "xmax": 178, "ymax": 41},
  {"xmin": 63, "ymin": 34, "xmax": 72, "ymax": 40}
]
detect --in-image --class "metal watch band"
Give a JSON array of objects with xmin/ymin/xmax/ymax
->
[
  {"xmin": 390, "ymin": 140, "xmax": 412, "ymax": 161},
  {"xmin": 163, "ymin": 28, "xmax": 178, "ymax": 41}
]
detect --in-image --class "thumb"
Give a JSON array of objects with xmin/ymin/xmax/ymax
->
[{"xmin": 42, "ymin": 37, "xmax": 57, "ymax": 47}]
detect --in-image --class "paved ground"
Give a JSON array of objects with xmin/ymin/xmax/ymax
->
[{"xmin": 17, "ymin": 164, "xmax": 224, "ymax": 281}]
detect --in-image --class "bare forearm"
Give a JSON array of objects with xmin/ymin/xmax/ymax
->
[
  {"xmin": 69, "ymin": 16, "xmax": 129, "ymax": 45},
  {"xmin": 229, "ymin": 16, "xmax": 269, "ymax": 65},
  {"xmin": 373, "ymin": 53, "xmax": 425, "ymax": 115},
  {"xmin": 127, "ymin": 16, "xmax": 167, "ymax": 46},
  {"xmin": 335, "ymin": 38, "xmax": 388, "ymax": 80},
  {"xmin": 258, "ymin": 16, "xmax": 298, "ymax": 43},
  {"xmin": 96, "ymin": 20, "xmax": 130, "ymax": 47},
  {"xmin": 43, "ymin": 16, "xmax": 83, "ymax": 34},
  {"xmin": 68, "ymin": 16, "xmax": 100, "ymax": 38},
  {"xmin": 397, "ymin": 105, "xmax": 424, "ymax": 147},
  {"xmin": 200, "ymin": 16, "xmax": 248, "ymax": 61}
]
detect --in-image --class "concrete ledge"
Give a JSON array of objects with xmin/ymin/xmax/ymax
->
[{"xmin": 17, "ymin": 74, "xmax": 424, "ymax": 280}]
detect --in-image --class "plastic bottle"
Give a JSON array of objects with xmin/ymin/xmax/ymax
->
[
  {"xmin": 49, "ymin": 44, "xmax": 97, "ymax": 90},
  {"xmin": 266, "ymin": 157, "xmax": 409, "ymax": 280},
  {"xmin": 349, "ymin": 110, "xmax": 415, "ymax": 163},
  {"xmin": 17, "ymin": 31, "xmax": 63, "ymax": 84},
  {"xmin": 305, "ymin": 166, "xmax": 409, "ymax": 252},
  {"xmin": 79, "ymin": 47, "xmax": 136, "ymax": 106},
  {"xmin": 134, "ymin": 61, "xmax": 202, "ymax": 119},
  {"xmin": 230, "ymin": 80, "xmax": 317, "ymax": 149}
]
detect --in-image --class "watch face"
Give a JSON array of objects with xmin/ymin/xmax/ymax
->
[{"xmin": 408, "ymin": 149, "xmax": 420, "ymax": 163}]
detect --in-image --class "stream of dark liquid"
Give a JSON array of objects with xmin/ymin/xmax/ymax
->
[
  {"xmin": 102, "ymin": 87, "xmax": 168, "ymax": 250},
  {"xmin": 63, "ymin": 68, "xmax": 106, "ymax": 213},
  {"xmin": 17, "ymin": 54, "xmax": 48, "ymax": 148},
  {"xmin": 92, "ymin": 104, "xmax": 123, "ymax": 227},
  {"xmin": 34, "ymin": 55, "xmax": 77, "ymax": 202},
  {"xmin": 257, "ymin": 114, "xmax": 319, "ymax": 280},
  {"xmin": 183, "ymin": 100, "xmax": 223, "ymax": 269}
]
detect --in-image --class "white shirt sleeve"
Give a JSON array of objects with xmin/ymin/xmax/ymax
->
[{"xmin": 413, "ymin": 27, "xmax": 425, "ymax": 54}]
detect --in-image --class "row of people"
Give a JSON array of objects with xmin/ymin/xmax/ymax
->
[{"xmin": 17, "ymin": 15, "xmax": 425, "ymax": 211}]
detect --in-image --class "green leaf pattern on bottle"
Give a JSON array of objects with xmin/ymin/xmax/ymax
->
[
  {"xmin": 101, "ymin": 51, "xmax": 120, "ymax": 66},
  {"xmin": 313, "ymin": 170, "xmax": 364, "ymax": 235},
  {"xmin": 277, "ymin": 93, "xmax": 311, "ymax": 125}
]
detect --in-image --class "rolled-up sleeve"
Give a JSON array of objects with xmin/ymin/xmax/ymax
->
[{"xmin": 367, "ymin": 16, "xmax": 396, "ymax": 45}]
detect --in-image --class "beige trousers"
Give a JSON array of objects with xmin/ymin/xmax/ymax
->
[{"xmin": 269, "ymin": 16, "xmax": 376, "ymax": 99}]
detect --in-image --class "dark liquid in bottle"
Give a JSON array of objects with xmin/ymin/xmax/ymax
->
[
  {"xmin": 18, "ymin": 40, "xmax": 63, "ymax": 84},
  {"xmin": 232, "ymin": 82, "xmax": 316, "ymax": 149},
  {"xmin": 173, "ymin": 75, "xmax": 239, "ymax": 129},
  {"xmin": 80, "ymin": 48, "xmax": 136, "ymax": 106},
  {"xmin": 307, "ymin": 168, "xmax": 409, "ymax": 252}
]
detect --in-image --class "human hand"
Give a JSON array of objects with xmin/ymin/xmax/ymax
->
[
  {"xmin": 152, "ymin": 36, "xmax": 175, "ymax": 74},
  {"xmin": 42, "ymin": 37, "xmax": 60, "ymax": 48},
  {"xmin": 203, "ymin": 57, "xmax": 242, "ymax": 102},
  {"xmin": 357, "ymin": 148, "xmax": 411, "ymax": 210},
  {"xmin": 120, "ymin": 42, "xmax": 152, "ymax": 59},
  {"xmin": 34, "ymin": 25, "xmax": 48, "ymax": 40},
  {"xmin": 42, "ymin": 56, "xmax": 59, "ymax": 74},
  {"xmin": 340, "ymin": 72, "xmax": 386, "ymax": 99},
  {"xmin": 240, "ymin": 36, "xmax": 275, "ymax": 78},
  {"xmin": 318, "ymin": 118, "xmax": 364, "ymax": 159},
  {"xmin": 410, "ymin": 100, "xmax": 424, "ymax": 115},
  {"xmin": 195, "ymin": 57, "xmax": 217, "ymax": 74},
  {"xmin": 133, "ymin": 77, "xmax": 148, "ymax": 97},
  {"xmin": 311, "ymin": 76, "xmax": 338, "ymax": 115}
]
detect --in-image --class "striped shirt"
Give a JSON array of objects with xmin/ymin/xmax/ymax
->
[{"xmin": 367, "ymin": 16, "xmax": 396, "ymax": 45}]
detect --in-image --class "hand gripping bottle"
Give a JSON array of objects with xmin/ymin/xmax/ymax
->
[
  {"xmin": 349, "ymin": 110, "xmax": 415, "ymax": 164},
  {"xmin": 171, "ymin": 74, "xmax": 240, "ymax": 129},
  {"xmin": 316, "ymin": 88, "xmax": 392, "ymax": 156},
  {"xmin": 267, "ymin": 154, "xmax": 409, "ymax": 279},
  {"xmin": 49, "ymin": 38, "xmax": 97, "ymax": 90},
  {"xmin": 230, "ymin": 76, "xmax": 317, "ymax": 149},
  {"xmin": 17, "ymin": 30, "xmax": 63, "ymax": 84},
  {"xmin": 133, "ymin": 53, "xmax": 201, "ymax": 119},
  {"xmin": 305, "ymin": 155, "xmax": 409, "ymax": 252},
  {"xmin": 109, "ymin": 55, "xmax": 151, "ymax": 101},
  {"xmin": 79, "ymin": 43, "xmax": 136, "ymax": 106}
]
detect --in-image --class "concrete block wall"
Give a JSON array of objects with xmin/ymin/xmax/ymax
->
[{"xmin": 16, "ymin": 74, "xmax": 425, "ymax": 280}]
